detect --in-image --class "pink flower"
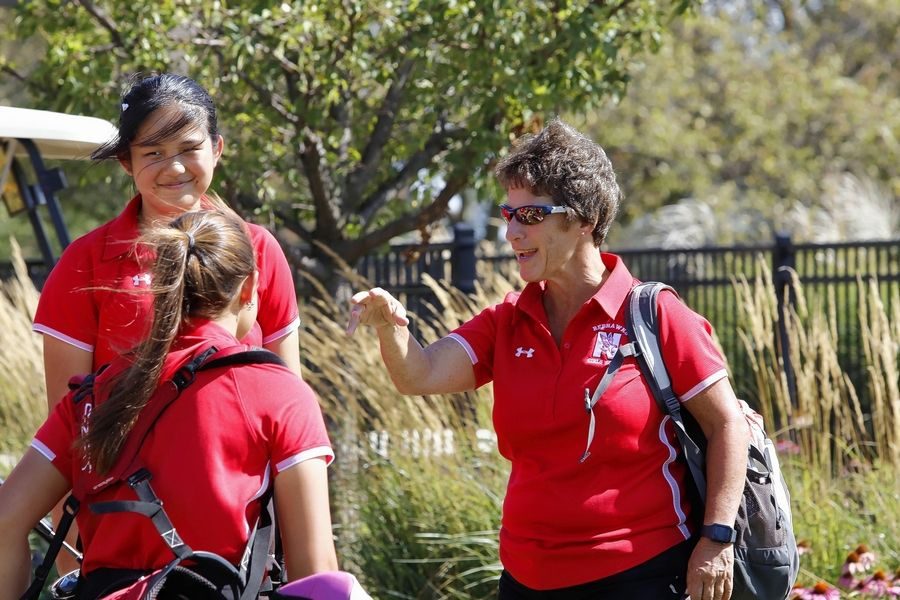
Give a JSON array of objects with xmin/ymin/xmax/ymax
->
[
  {"xmin": 776, "ymin": 439, "xmax": 802, "ymax": 455},
  {"xmin": 844, "ymin": 545, "xmax": 877, "ymax": 577},
  {"xmin": 855, "ymin": 544, "xmax": 877, "ymax": 570},
  {"xmin": 790, "ymin": 582, "xmax": 841, "ymax": 599},
  {"xmin": 858, "ymin": 570, "xmax": 900, "ymax": 597},
  {"xmin": 838, "ymin": 567, "xmax": 857, "ymax": 591}
]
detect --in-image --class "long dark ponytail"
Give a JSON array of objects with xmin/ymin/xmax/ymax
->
[{"xmin": 80, "ymin": 210, "xmax": 256, "ymax": 474}]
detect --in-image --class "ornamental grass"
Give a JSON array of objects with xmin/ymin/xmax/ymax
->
[
  {"xmin": 0, "ymin": 240, "xmax": 45, "ymax": 462},
  {"xmin": 2, "ymin": 243, "xmax": 898, "ymax": 598}
]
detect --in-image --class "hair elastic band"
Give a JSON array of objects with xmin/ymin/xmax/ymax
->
[{"xmin": 186, "ymin": 232, "xmax": 195, "ymax": 251}]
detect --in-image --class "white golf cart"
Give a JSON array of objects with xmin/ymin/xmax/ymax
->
[{"xmin": 0, "ymin": 106, "xmax": 116, "ymax": 276}]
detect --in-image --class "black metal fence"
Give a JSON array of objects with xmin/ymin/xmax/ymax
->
[
  {"xmin": 358, "ymin": 229, "xmax": 900, "ymax": 408},
  {"xmin": 5, "ymin": 226, "xmax": 898, "ymax": 408}
]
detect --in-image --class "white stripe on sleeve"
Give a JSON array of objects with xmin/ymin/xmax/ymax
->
[
  {"xmin": 32, "ymin": 324, "xmax": 94, "ymax": 353},
  {"xmin": 276, "ymin": 446, "xmax": 335, "ymax": 473},
  {"xmin": 680, "ymin": 369, "xmax": 728, "ymax": 402},
  {"xmin": 446, "ymin": 333, "xmax": 478, "ymax": 365},
  {"xmin": 31, "ymin": 439, "xmax": 57, "ymax": 463},
  {"xmin": 261, "ymin": 317, "xmax": 302, "ymax": 345}
]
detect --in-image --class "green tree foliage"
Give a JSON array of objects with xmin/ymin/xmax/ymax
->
[
  {"xmin": 1, "ymin": 0, "xmax": 696, "ymax": 285},
  {"xmin": 582, "ymin": 0, "xmax": 900, "ymax": 248}
]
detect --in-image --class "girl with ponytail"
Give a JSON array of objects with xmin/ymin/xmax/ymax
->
[{"xmin": 0, "ymin": 211, "xmax": 338, "ymax": 598}]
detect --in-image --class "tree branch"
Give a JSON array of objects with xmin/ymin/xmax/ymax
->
[
  {"xmin": 331, "ymin": 0, "xmax": 361, "ymax": 168},
  {"xmin": 355, "ymin": 124, "xmax": 467, "ymax": 222},
  {"xmin": 298, "ymin": 129, "xmax": 341, "ymax": 240},
  {"xmin": 343, "ymin": 168, "xmax": 471, "ymax": 260},
  {"xmin": 0, "ymin": 64, "xmax": 27, "ymax": 83},
  {"xmin": 75, "ymin": 0, "xmax": 126, "ymax": 49},
  {"xmin": 217, "ymin": 170, "xmax": 315, "ymax": 247},
  {"xmin": 270, "ymin": 57, "xmax": 341, "ymax": 244},
  {"xmin": 237, "ymin": 71, "xmax": 299, "ymax": 124},
  {"xmin": 343, "ymin": 58, "xmax": 417, "ymax": 204}
]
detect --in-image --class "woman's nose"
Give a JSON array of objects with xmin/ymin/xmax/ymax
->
[
  {"xmin": 505, "ymin": 219, "xmax": 524, "ymax": 242},
  {"xmin": 162, "ymin": 156, "xmax": 186, "ymax": 174}
]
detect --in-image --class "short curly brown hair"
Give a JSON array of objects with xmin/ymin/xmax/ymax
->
[{"xmin": 495, "ymin": 118, "xmax": 622, "ymax": 247}]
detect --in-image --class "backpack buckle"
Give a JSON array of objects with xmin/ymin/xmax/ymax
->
[{"xmin": 127, "ymin": 468, "xmax": 152, "ymax": 487}]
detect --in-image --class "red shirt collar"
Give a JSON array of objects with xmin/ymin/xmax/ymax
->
[
  {"xmin": 161, "ymin": 319, "xmax": 245, "ymax": 381},
  {"xmin": 514, "ymin": 252, "xmax": 636, "ymax": 323},
  {"xmin": 101, "ymin": 194, "xmax": 142, "ymax": 261},
  {"xmin": 101, "ymin": 194, "xmax": 217, "ymax": 261}
]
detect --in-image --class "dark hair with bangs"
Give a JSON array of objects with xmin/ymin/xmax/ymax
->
[
  {"xmin": 91, "ymin": 73, "xmax": 219, "ymax": 161},
  {"xmin": 495, "ymin": 118, "xmax": 622, "ymax": 246}
]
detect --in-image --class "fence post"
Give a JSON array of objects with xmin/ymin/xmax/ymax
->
[
  {"xmin": 452, "ymin": 223, "xmax": 477, "ymax": 294},
  {"xmin": 772, "ymin": 232, "xmax": 798, "ymax": 409}
]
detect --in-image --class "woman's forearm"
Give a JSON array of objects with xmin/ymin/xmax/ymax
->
[{"xmin": 702, "ymin": 414, "xmax": 750, "ymax": 526}]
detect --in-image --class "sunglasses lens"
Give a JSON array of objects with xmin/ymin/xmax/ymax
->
[
  {"xmin": 500, "ymin": 206, "xmax": 514, "ymax": 223},
  {"xmin": 516, "ymin": 206, "xmax": 545, "ymax": 225}
]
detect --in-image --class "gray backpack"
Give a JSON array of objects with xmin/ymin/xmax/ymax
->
[{"xmin": 587, "ymin": 282, "xmax": 800, "ymax": 600}]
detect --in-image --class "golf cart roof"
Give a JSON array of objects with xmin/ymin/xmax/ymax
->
[{"xmin": 0, "ymin": 106, "xmax": 116, "ymax": 160}]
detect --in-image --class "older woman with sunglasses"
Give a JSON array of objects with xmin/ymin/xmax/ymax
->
[{"xmin": 347, "ymin": 119, "xmax": 749, "ymax": 600}]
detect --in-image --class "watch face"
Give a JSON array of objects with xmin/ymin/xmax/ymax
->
[{"xmin": 702, "ymin": 524, "xmax": 737, "ymax": 543}]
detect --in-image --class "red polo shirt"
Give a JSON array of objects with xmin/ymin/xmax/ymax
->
[
  {"xmin": 33, "ymin": 195, "xmax": 300, "ymax": 369},
  {"xmin": 32, "ymin": 320, "xmax": 333, "ymax": 576},
  {"xmin": 448, "ymin": 253, "xmax": 727, "ymax": 590}
]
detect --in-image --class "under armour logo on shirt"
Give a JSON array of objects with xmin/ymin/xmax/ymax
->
[
  {"xmin": 132, "ymin": 273, "xmax": 151, "ymax": 287},
  {"xmin": 515, "ymin": 346, "xmax": 535, "ymax": 358}
]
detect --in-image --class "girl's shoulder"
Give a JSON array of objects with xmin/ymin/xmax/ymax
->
[
  {"xmin": 59, "ymin": 203, "xmax": 139, "ymax": 265},
  {"xmin": 244, "ymin": 221, "xmax": 279, "ymax": 247}
]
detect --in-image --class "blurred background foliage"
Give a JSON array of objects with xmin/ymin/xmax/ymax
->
[
  {"xmin": 580, "ymin": 0, "xmax": 900, "ymax": 248},
  {"xmin": 2, "ymin": 1, "xmax": 896, "ymax": 274},
  {"xmin": 1, "ymin": 0, "xmax": 693, "ymax": 291}
]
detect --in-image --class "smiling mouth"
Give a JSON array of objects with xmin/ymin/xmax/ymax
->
[
  {"xmin": 516, "ymin": 249, "xmax": 537, "ymax": 260},
  {"xmin": 158, "ymin": 180, "xmax": 193, "ymax": 188}
]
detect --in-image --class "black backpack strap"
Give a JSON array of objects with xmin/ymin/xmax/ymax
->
[
  {"xmin": 20, "ymin": 494, "xmax": 80, "ymax": 600},
  {"xmin": 626, "ymin": 282, "xmax": 709, "ymax": 504},
  {"xmin": 104, "ymin": 346, "xmax": 283, "ymax": 485},
  {"xmin": 239, "ymin": 486, "xmax": 277, "ymax": 600},
  {"xmin": 83, "ymin": 347, "xmax": 287, "ymax": 597},
  {"xmin": 198, "ymin": 348, "xmax": 286, "ymax": 372},
  {"xmin": 88, "ymin": 469, "xmax": 239, "ymax": 599},
  {"xmin": 90, "ymin": 469, "xmax": 193, "ymax": 561}
]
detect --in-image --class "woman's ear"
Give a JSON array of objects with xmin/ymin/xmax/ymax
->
[
  {"xmin": 239, "ymin": 270, "xmax": 260, "ymax": 305},
  {"xmin": 118, "ymin": 155, "xmax": 133, "ymax": 176},
  {"xmin": 213, "ymin": 134, "xmax": 224, "ymax": 164},
  {"xmin": 579, "ymin": 220, "xmax": 594, "ymax": 237}
]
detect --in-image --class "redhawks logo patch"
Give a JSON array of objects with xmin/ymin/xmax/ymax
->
[{"xmin": 588, "ymin": 323, "xmax": 628, "ymax": 366}]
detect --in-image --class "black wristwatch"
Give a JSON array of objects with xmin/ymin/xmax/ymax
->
[{"xmin": 701, "ymin": 523, "xmax": 737, "ymax": 544}]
